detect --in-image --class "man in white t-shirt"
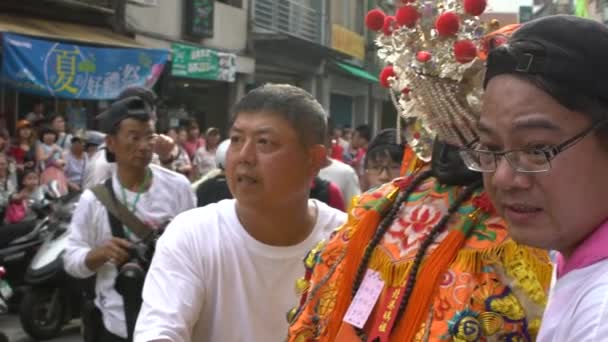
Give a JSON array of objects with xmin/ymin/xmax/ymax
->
[
  {"xmin": 319, "ymin": 158, "xmax": 360, "ymax": 205},
  {"xmin": 468, "ymin": 16, "xmax": 608, "ymax": 341},
  {"xmin": 134, "ymin": 84, "xmax": 347, "ymax": 342},
  {"xmin": 64, "ymin": 96, "xmax": 196, "ymax": 341}
]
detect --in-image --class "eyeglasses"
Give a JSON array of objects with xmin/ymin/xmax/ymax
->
[
  {"xmin": 365, "ymin": 164, "xmax": 402, "ymax": 176},
  {"xmin": 460, "ymin": 120, "xmax": 608, "ymax": 173}
]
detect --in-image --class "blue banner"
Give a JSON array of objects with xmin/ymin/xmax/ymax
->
[{"xmin": 1, "ymin": 33, "xmax": 169, "ymax": 100}]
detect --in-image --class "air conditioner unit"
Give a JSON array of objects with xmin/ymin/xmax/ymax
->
[{"xmin": 128, "ymin": 0, "xmax": 158, "ymax": 6}]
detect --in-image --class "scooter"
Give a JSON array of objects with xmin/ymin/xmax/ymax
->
[
  {"xmin": 0, "ymin": 266, "xmax": 12, "ymax": 342},
  {"xmin": 0, "ymin": 187, "xmax": 54, "ymax": 311},
  {"xmin": 18, "ymin": 190, "xmax": 84, "ymax": 340}
]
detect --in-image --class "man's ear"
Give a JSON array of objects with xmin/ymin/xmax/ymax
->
[
  {"xmin": 309, "ymin": 144, "xmax": 328, "ymax": 176},
  {"xmin": 105, "ymin": 135, "xmax": 115, "ymax": 154}
]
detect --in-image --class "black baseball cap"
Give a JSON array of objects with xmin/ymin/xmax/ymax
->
[
  {"xmin": 484, "ymin": 15, "xmax": 608, "ymax": 103},
  {"xmin": 96, "ymin": 96, "xmax": 152, "ymax": 134}
]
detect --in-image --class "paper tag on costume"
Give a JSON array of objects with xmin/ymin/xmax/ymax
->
[{"xmin": 343, "ymin": 269, "xmax": 385, "ymax": 329}]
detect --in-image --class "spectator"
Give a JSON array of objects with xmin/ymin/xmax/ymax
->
[
  {"xmin": 64, "ymin": 137, "xmax": 88, "ymax": 193},
  {"xmin": 0, "ymin": 154, "xmax": 18, "ymax": 219},
  {"xmin": 319, "ymin": 121, "xmax": 361, "ymax": 204},
  {"xmin": 363, "ymin": 129, "xmax": 404, "ymax": 190},
  {"xmin": 182, "ymin": 120, "xmax": 206, "ymax": 161},
  {"xmin": 50, "ymin": 114, "xmax": 73, "ymax": 151},
  {"xmin": 194, "ymin": 139, "xmax": 232, "ymax": 207},
  {"xmin": 25, "ymin": 101, "xmax": 45, "ymax": 124},
  {"xmin": 193, "ymin": 127, "xmax": 220, "ymax": 179},
  {"xmin": 167, "ymin": 127, "xmax": 192, "ymax": 178},
  {"xmin": 347, "ymin": 124, "xmax": 371, "ymax": 188},
  {"xmin": 309, "ymin": 176, "xmax": 345, "ymax": 211},
  {"xmin": 9, "ymin": 120, "xmax": 37, "ymax": 173},
  {"xmin": 5, "ymin": 168, "xmax": 42, "ymax": 224},
  {"xmin": 165, "ymin": 128, "xmax": 178, "ymax": 143},
  {"xmin": 36, "ymin": 126, "xmax": 68, "ymax": 195},
  {"xmin": 0, "ymin": 129, "xmax": 10, "ymax": 155}
]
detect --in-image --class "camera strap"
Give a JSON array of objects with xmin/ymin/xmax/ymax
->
[{"xmin": 91, "ymin": 178, "xmax": 154, "ymax": 241}]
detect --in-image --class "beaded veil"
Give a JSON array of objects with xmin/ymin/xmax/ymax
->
[{"xmin": 371, "ymin": 0, "xmax": 495, "ymax": 161}]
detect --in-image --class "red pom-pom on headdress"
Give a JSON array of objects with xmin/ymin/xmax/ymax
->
[
  {"xmin": 436, "ymin": 12, "xmax": 460, "ymax": 37},
  {"xmin": 366, "ymin": 9, "xmax": 386, "ymax": 31},
  {"xmin": 379, "ymin": 66, "xmax": 396, "ymax": 88},
  {"xmin": 396, "ymin": 5, "xmax": 420, "ymax": 28}
]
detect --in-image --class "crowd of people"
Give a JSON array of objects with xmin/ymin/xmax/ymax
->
[
  {"xmin": 18, "ymin": 9, "xmax": 605, "ymax": 342},
  {"xmin": 0, "ymin": 103, "xmax": 101, "ymax": 224}
]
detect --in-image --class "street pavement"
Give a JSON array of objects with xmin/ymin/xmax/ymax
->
[{"xmin": 0, "ymin": 315, "xmax": 81, "ymax": 342}]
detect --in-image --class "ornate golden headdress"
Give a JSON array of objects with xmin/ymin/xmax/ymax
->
[{"xmin": 367, "ymin": 0, "xmax": 497, "ymax": 161}]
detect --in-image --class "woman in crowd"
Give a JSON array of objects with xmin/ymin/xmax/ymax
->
[
  {"xmin": 4, "ymin": 168, "xmax": 42, "ymax": 224},
  {"xmin": 0, "ymin": 154, "xmax": 18, "ymax": 220},
  {"xmin": 182, "ymin": 120, "xmax": 206, "ymax": 161},
  {"xmin": 50, "ymin": 114, "xmax": 73, "ymax": 151},
  {"xmin": 9, "ymin": 120, "xmax": 37, "ymax": 174}
]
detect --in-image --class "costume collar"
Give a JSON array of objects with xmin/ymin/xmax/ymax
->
[{"xmin": 557, "ymin": 219, "xmax": 608, "ymax": 279}]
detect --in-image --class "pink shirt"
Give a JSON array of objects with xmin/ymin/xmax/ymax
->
[
  {"xmin": 183, "ymin": 138, "xmax": 206, "ymax": 161},
  {"xmin": 556, "ymin": 220, "xmax": 608, "ymax": 279}
]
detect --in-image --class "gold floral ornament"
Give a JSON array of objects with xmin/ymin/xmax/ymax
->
[{"xmin": 367, "ymin": 0, "xmax": 491, "ymax": 161}]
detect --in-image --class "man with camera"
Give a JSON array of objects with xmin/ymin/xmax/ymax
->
[{"xmin": 63, "ymin": 96, "xmax": 196, "ymax": 342}]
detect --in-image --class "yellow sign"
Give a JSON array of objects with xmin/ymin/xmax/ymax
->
[{"xmin": 331, "ymin": 25, "xmax": 365, "ymax": 60}]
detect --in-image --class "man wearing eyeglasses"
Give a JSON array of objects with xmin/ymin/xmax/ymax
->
[
  {"xmin": 362, "ymin": 129, "xmax": 403, "ymax": 191},
  {"xmin": 463, "ymin": 15, "xmax": 608, "ymax": 341}
]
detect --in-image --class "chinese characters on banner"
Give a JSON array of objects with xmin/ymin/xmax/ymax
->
[
  {"xmin": 0, "ymin": 33, "xmax": 170, "ymax": 100},
  {"xmin": 171, "ymin": 43, "xmax": 236, "ymax": 82}
]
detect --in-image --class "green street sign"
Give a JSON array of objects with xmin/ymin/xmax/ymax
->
[
  {"xmin": 171, "ymin": 43, "xmax": 236, "ymax": 82},
  {"xmin": 519, "ymin": 6, "xmax": 533, "ymax": 23}
]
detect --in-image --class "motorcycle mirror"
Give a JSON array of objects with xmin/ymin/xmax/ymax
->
[{"xmin": 45, "ymin": 181, "xmax": 62, "ymax": 199}]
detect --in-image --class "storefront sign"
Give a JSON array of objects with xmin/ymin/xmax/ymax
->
[
  {"xmin": 332, "ymin": 25, "xmax": 365, "ymax": 61},
  {"xmin": 171, "ymin": 43, "xmax": 236, "ymax": 82},
  {"xmin": 184, "ymin": 0, "xmax": 215, "ymax": 38},
  {"xmin": 1, "ymin": 33, "xmax": 169, "ymax": 99}
]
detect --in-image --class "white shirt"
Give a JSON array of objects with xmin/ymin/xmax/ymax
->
[
  {"xmin": 537, "ymin": 259, "xmax": 608, "ymax": 341},
  {"xmin": 134, "ymin": 199, "xmax": 347, "ymax": 342},
  {"xmin": 63, "ymin": 164, "xmax": 196, "ymax": 338},
  {"xmin": 319, "ymin": 158, "xmax": 361, "ymax": 204}
]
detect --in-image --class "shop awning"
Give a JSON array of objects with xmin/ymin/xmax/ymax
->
[
  {"xmin": 335, "ymin": 62, "xmax": 378, "ymax": 83},
  {"xmin": 0, "ymin": 14, "xmax": 141, "ymax": 48}
]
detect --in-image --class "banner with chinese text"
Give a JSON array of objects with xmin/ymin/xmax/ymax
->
[
  {"xmin": 1, "ymin": 33, "xmax": 170, "ymax": 99},
  {"xmin": 171, "ymin": 43, "xmax": 236, "ymax": 82}
]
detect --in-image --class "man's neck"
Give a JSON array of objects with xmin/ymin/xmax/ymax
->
[
  {"xmin": 117, "ymin": 165, "xmax": 150, "ymax": 192},
  {"xmin": 236, "ymin": 199, "xmax": 316, "ymax": 246}
]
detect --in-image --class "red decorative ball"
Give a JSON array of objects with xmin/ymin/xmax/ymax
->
[
  {"xmin": 383, "ymin": 16, "xmax": 399, "ymax": 36},
  {"xmin": 395, "ymin": 5, "xmax": 420, "ymax": 28},
  {"xmin": 464, "ymin": 0, "xmax": 487, "ymax": 16},
  {"xmin": 416, "ymin": 51, "xmax": 432, "ymax": 63},
  {"xmin": 379, "ymin": 66, "xmax": 396, "ymax": 88},
  {"xmin": 435, "ymin": 12, "xmax": 460, "ymax": 37},
  {"xmin": 365, "ymin": 9, "xmax": 386, "ymax": 31},
  {"xmin": 401, "ymin": 87, "xmax": 411, "ymax": 95},
  {"xmin": 453, "ymin": 40, "xmax": 478, "ymax": 63}
]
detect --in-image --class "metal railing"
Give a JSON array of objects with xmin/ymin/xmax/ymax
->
[{"xmin": 252, "ymin": 0, "xmax": 324, "ymax": 44}]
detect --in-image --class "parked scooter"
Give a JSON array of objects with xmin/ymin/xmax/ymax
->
[
  {"xmin": 19, "ymin": 189, "xmax": 84, "ymax": 340},
  {"xmin": 0, "ymin": 185, "xmax": 55, "ymax": 310},
  {"xmin": 0, "ymin": 266, "xmax": 12, "ymax": 342}
]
